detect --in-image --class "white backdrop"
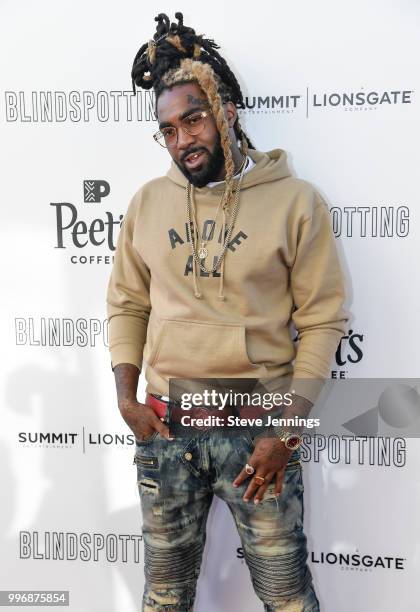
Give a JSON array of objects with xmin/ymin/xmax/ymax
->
[{"xmin": 1, "ymin": 1, "xmax": 419, "ymax": 610}]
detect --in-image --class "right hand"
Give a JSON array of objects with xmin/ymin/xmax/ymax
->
[{"xmin": 118, "ymin": 399, "xmax": 173, "ymax": 441}]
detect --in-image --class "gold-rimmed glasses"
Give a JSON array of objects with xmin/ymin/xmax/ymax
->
[{"xmin": 153, "ymin": 109, "xmax": 212, "ymax": 148}]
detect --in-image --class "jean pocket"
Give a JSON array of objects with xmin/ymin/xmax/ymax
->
[
  {"xmin": 135, "ymin": 431, "xmax": 159, "ymax": 445},
  {"xmin": 133, "ymin": 453, "xmax": 159, "ymax": 469}
]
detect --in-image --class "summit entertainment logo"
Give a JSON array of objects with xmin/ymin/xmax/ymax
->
[{"xmin": 238, "ymin": 94, "xmax": 302, "ymax": 114}]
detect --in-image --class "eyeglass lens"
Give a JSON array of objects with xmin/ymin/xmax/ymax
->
[{"xmin": 157, "ymin": 112, "xmax": 207, "ymax": 147}]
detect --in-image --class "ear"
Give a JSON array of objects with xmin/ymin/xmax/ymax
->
[{"xmin": 224, "ymin": 101, "xmax": 238, "ymax": 129}]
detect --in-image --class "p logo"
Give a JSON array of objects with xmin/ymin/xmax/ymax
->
[{"xmin": 84, "ymin": 180, "xmax": 111, "ymax": 203}]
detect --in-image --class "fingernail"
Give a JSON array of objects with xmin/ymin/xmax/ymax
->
[
  {"xmin": 254, "ymin": 499, "xmax": 260, "ymax": 505},
  {"xmin": 232, "ymin": 483, "xmax": 238, "ymax": 488},
  {"xmin": 243, "ymin": 497, "xmax": 249, "ymax": 503}
]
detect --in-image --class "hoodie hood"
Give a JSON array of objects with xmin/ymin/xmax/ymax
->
[{"xmin": 166, "ymin": 147, "xmax": 291, "ymax": 193}]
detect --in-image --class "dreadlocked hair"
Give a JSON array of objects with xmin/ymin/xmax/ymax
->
[{"xmin": 131, "ymin": 11, "xmax": 255, "ymax": 207}]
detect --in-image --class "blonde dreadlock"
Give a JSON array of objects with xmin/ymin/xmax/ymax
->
[{"xmin": 161, "ymin": 59, "xmax": 236, "ymax": 208}]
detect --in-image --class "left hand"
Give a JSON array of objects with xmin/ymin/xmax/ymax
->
[{"xmin": 232, "ymin": 436, "xmax": 294, "ymax": 504}]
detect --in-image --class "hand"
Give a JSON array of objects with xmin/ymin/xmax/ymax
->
[
  {"xmin": 118, "ymin": 399, "xmax": 173, "ymax": 442},
  {"xmin": 232, "ymin": 436, "xmax": 293, "ymax": 504}
]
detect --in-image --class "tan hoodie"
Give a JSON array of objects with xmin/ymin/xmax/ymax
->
[{"xmin": 106, "ymin": 148, "xmax": 349, "ymax": 402}]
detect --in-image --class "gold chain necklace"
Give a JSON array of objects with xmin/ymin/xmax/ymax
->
[
  {"xmin": 186, "ymin": 155, "xmax": 248, "ymax": 274},
  {"xmin": 190, "ymin": 183, "xmax": 225, "ymax": 261},
  {"xmin": 189, "ymin": 155, "xmax": 247, "ymax": 261}
]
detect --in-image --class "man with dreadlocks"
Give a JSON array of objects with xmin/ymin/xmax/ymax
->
[{"xmin": 107, "ymin": 11, "xmax": 348, "ymax": 612}]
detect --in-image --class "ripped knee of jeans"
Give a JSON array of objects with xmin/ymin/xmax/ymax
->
[
  {"xmin": 138, "ymin": 478, "xmax": 164, "ymax": 517},
  {"xmin": 144, "ymin": 588, "xmax": 181, "ymax": 610}
]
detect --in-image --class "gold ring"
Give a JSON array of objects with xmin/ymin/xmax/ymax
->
[{"xmin": 254, "ymin": 475, "xmax": 265, "ymax": 485}]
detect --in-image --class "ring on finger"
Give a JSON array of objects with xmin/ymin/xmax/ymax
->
[
  {"xmin": 254, "ymin": 475, "xmax": 265, "ymax": 485},
  {"xmin": 245, "ymin": 463, "xmax": 255, "ymax": 475}
]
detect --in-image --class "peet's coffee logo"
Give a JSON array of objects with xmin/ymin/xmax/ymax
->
[
  {"xmin": 51, "ymin": 180, "xmax": 123, "ymax": 265},
  {"xmin": 330, "ymin": 205, "xmax": 410, "ymax": 238},
  {"xmin": 84, "ymin": 180, "xmax": 110, "ymax": 203},
  {"xmin": 311, "ymin": 550, "xmax": 405, "ymax": 571},
  {"xmin": 4, "ymin": 90, "xmax": 155, "ymax": 123},
  {"xmin": 332, "ymin": 329, "xmax": 364, "ymax": 380}
]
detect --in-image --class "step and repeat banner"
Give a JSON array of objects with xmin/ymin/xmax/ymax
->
[{"xmin": 1, "ymin": 1, "xmax": 419, "ymax": 610}]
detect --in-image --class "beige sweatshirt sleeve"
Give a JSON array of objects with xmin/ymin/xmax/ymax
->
[
  {"xmin": 106, "ymin": 191, "xmax": 151, "ymax": 371},
  {"xmin": 289, "ymin": 192, "xmax": 349, "ymax": 402}
]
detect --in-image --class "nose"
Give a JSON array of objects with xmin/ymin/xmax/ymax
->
[{"xmin": 176, "ymin": 126, "xmax": 196, "ymax": 157}]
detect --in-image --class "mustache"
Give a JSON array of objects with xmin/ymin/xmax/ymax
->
[{"xmin": 181, "ymin": 148, "xmax": 207, "ymax": 162}]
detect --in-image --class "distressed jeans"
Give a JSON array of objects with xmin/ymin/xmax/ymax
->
[{"xmin": 134, "ymin": 406, "xmax": 320, "ymax": 612}]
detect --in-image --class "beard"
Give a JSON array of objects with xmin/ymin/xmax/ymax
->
[{"xmin": 174, "ymin": 133, "xmax": 226, "ymax": 188}]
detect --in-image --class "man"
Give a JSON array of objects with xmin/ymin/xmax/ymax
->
[{"xmin": 106, "ymin": 12, "xmax": 349, "ymax": 612}]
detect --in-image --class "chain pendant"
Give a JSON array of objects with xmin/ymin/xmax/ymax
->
[{"xmin": 198, "ymin": 245, "xmax": 208, "ymax": 259}]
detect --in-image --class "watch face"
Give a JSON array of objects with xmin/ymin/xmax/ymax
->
[{"xmin": 285, "ymin": 434, "xmax": 301, "ymax": 450}]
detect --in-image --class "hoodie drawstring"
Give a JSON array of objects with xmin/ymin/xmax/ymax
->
[
  {"xmin": 192, "ymin": 253, "xmax": 202, "ymax": 299},
  {"xmin": 190, "ymin": 182, "xmax": 231, "ymax": 300},
  {"xmin": 190, "ymin": 187, "xmax": 203, "ymax": 299},
  {"xmin": 191, "ymin": 197, "xmax": 226, "ymax": 300},
  {"xmin": 218, "ymin": 208, "xmax": 226, "ymax": 300},
  {"xmin": 191, "ymin": 193, "xmax": 227, "ymax": 300}
]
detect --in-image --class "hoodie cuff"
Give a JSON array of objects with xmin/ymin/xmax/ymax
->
[
  {"xmin": 289, "ymin": 375, "xmax": 325, "ymax": 405},
  {"xmin": 110, "ymin": 343, "xmax": 142, "ymax": 372}
]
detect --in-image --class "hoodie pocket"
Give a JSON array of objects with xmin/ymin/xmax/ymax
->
[{"xmin": 148, "ymin": 318, "xmax": 267, "ymax": 379}]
